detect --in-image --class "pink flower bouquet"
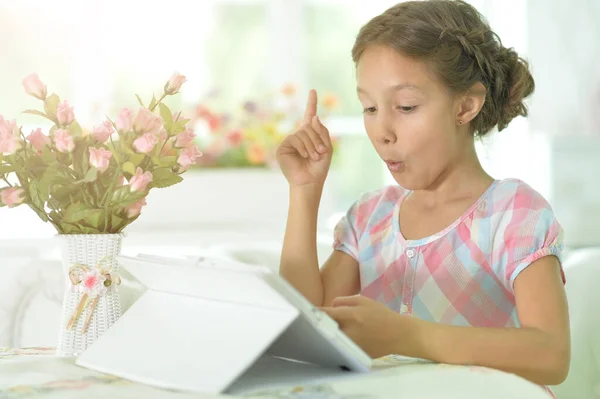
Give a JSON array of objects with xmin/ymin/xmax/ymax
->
[{"xmin": 0, "ymin": 72, "xmax": 201, "ymax": 234}]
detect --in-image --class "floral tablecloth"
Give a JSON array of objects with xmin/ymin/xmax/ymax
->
[{"xmin": 0, "ymin": 347, "xmax": 553, "ymax": 399}]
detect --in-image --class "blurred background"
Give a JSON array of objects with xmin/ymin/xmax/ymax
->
[{"xmin": 0, "ymin": 0, "xmax": 599, "ymax": 249}]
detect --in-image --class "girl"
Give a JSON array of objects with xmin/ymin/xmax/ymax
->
[{"xmin": 276, "ymin": 0, "xmax": 570, "ymax": 396}]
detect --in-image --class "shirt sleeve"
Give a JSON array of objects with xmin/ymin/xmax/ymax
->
[
  {"xmin": 332, "ymin": 200, "xmax": 360, "ymax": 261},
  {"xmin": 331, "ymin": 186, "xmax": 403, "ymax": 263},
  {"xmin": 503, "ymin": 202, "xmax": 565, "ymax": 290}
]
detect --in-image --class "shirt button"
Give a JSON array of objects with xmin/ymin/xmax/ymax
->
[
  {"xmin": 400, "ymin": 304, "xmax": 409, "ymax": 313},
  {"xmin": 406, "ymin": 248, "xmax": 415, "ymax": 258}
]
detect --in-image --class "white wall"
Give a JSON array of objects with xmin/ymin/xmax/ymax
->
[{"xmin": 526, "ymin": 0, "xmax": 600, "ymax": 137}]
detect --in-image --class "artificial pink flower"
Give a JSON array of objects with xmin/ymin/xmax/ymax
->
[
  {"xmin": 56, "ymin": 100, "xmax": 75, "ymax": 126},
  {"xmin": 0, "ymin": 118, "xmax": 21, "ymax": 155},
  {"xmin": 129, "ymin": 167, "xmax": 153, "ymax": 193},
  {"xmin": 177, "ymin": 145, "xmax": 202, "ymax": 170},
  {"xmin": 165, "ymin": 72, "xmax": 186, "ymax": 95},
  {"xmin": 0, "ymin": 137, "xmax": 20, "ymax": 155},
  {"xmin": 117, "ymin": 174, "xmax": 125, "ymax": 186},
  {"xmin": 92, "ymin": 120, "xmax": 114, "ymax": 143},
  {"xmin": 174, "ymin": 128, "xmax": 196, "ymax": 148},
  {"xmin": 0, "ymin": 116, "xmax": 18, "ymax": 137},
  {"xmin": 126, "ymin": 197, "xmax": 147, "ymax": 218},
  {"xmin": 115, "ymin": 108, "xmax": 133, "ymax": 133},
  {"xmin": 22, "ymin": 73, "xmax": 47, "ymax": 100},
  {"xmin": 133, "ymin": 132, "xmax": 158, "ymax": 154},
  {"xmin": 78, "ymin": 270, "xmax": 107, "ymax": 298},
  {"xmin": 26, "ymin": 128, "xmax": 51, "ymax": 152},
  {"xmin": 133, "ymin": 108, "xmax": 162, "ymax": 135},
  {"xmin": 89, "ymin": 147, "xmax": 112, "ymax": 172},
  {"xmin": 0, "ymin": 187, "xmax": 25, "ymax": 208},
  {"xmin": 53, "ymin": 129, "xmax": 75, "ymax": 153}
]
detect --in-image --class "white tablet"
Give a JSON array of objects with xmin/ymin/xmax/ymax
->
[{"xmin": 75, "ymin": 253, "xmax": 372, "ymax": 394}]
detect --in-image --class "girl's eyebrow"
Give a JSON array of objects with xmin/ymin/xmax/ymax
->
[{"xmin": 357, "ymin": 83, "xmax": 424, "ymax": 94}]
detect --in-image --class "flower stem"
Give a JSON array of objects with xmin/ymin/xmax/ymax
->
[
  {"xmin": 150, "ymin": 92, "xmax": 167, "ymax": 112},
  {"xmin": 2, "ymin": 176, "xmax": 13, "ymax": 187}
]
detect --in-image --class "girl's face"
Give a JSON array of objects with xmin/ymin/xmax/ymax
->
[{"xmin": 356, "ymin": 45, "xmax": 471, "ymax": 190}]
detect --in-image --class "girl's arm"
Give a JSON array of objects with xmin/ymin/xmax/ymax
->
[
  {"xmin": 407, "ymin": 256, "xmax": 570, "ymax": 386},
  {"xmin": 279, "ymin": 184, "xmax": 360, "ymax": 307},
  {"xmin": 279, "ymin": 184, "xmax": 324, "ymax": 306}
]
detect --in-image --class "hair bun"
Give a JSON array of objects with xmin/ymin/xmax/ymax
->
[{"xmin": 496, "ymin": 47, "xmax": 535, "ymax": 131}]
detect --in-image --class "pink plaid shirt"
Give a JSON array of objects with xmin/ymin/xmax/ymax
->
[
  {"xmin": 333, "ymin": 178, "xmax": 564, "ymax": 396},
  {"xmin": 333, "ymin": 178, "xmax": 565, "ymax": 327},
  {"xmin": 334, "ymin": 179, "xmax": 564, "ymax": 327}
]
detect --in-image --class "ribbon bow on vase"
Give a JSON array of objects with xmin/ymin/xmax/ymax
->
[{"xmin": 66, "ymin": 257, "xmax": 121, "ymax": 334}]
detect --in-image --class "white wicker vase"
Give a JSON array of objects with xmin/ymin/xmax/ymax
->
[{"xmin": 56, "ymin": 233, "xmax": 123, "ymax": 357}]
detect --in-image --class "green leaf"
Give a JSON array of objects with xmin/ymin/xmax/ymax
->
[
  {"xmin": 77, "ymin": 225, "xmax": 98, "ymax": 234},
  {"xmin": 109, "ymin": 214, "xmax": 126, "ymax": 232},
  {"xmin": 153, "ymin": 156, "xmax": 177, "ymax": 168},
  {"xmin": 22, "ymin": 109, "xmax": 54, "ymax": 122},
  {"xmin": 64, "ymin": 204, "xmax": 102, "ymax": 224},
  {"xmin": 48, "ymin": 198, "xmax": 61, "ymax": 210},
  {"xmin": 85, "ymin": 209, "xmax": 105, "ymax": 229},
  {"xmin": 52, "ymin": 185, "xmax": 79, "ymax": 203},
  {"xmin": 28, "ymin": 179, "xmax": 43, "ymax": 202},
  {"xmin": 61, "ymin": 223, "xmax": 81, "ymax": 234},
  {"xmin": 135, "ymin": 94, "xmax": 145, "ymax": 107},
  {"xmin": 159, "ymin": 103, "xmax": 173, "ymax": 133},
  {"xmin": 38, "ymin": 166, "xmax": 58, "ymax": 200},
  {"xmin": 72, "ymin": 141, "xmax": 88, "ymax": 177},
  {"xmin": 44, "ymin": 94, "xmax": 61, "ymax": 119},
  {"xmin": 0, "ymin": 165, "xmax": 16, "ymax": 175},
  {"xmin": 111, "ymin": 186, "xmax": 145, "ymax": 207},
  {"xmin": 27, "ymin": 181, "xmax": 50, "ymax": 222},
  {"xmin": 173, "ymin": 120, "xmax": 188, "ymax": 135},
  {"xmin": 23, "ymin": 156, "xmax": 46, "ymax": 179},
  {"xmin": 151, "ymin": 168, "xmax": 183, "ymax": 189},
  {"xmin": 107, "ymin": 139, "xmax": 124, "ymax": 164},
  {"xmin": 121, "ymin": 140, "xmax": 134, "ymax": 155},
  {"xmin": 111, "ymin": 186, "xmax": 130, "ymax": 203},
  {"xmin": 128, "ymin": 153, "xmax": 145, "ymax": 167},
  {"xmin": 40, "ymin": 146, "xmax": 57, "ymax": 165},
  {"xmin": 82, "ymin": 168, "xmax": 98, "ymax": 183},
  {"xmin": 68, "ymin": 120, "xmax": 84, "ymax": 137},
  {"xmin": 149, "ymin": 94, "xmax": 157, "ymax": 111},
  {"xmin": 121, "ymin": 161, "xmax": 136, "ymax": 175}
]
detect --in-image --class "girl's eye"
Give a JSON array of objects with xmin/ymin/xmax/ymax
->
[
  {"xmin": 363, "ymin": 107, "xmax": 377, "ymax": 114},
  {"xmin": 398, "ymin": 106, "xmax": 417, "ymax": 113}
]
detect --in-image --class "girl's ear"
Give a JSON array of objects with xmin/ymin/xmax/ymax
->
[{"xmin": 456, "ymin": 82, "xmax": 486, "ymax": 125}]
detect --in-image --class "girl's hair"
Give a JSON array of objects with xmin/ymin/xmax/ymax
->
[{"xmin": 352, "ymin": 0, "xmax": 534, "ymax": 136}]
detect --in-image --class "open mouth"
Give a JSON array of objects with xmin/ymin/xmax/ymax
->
[{"xmin": 385, "ymin": 160, "xmax": 405, "ymax": 172}]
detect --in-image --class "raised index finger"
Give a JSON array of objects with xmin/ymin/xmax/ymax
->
[{"xmin": 303, "ymin": 89, "xmax": 318, "ymax": 125}]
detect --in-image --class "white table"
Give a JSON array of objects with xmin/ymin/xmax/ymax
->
[{"xmin": 0, "ymin": 348, "xmax": 554, "ymax": 399}]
